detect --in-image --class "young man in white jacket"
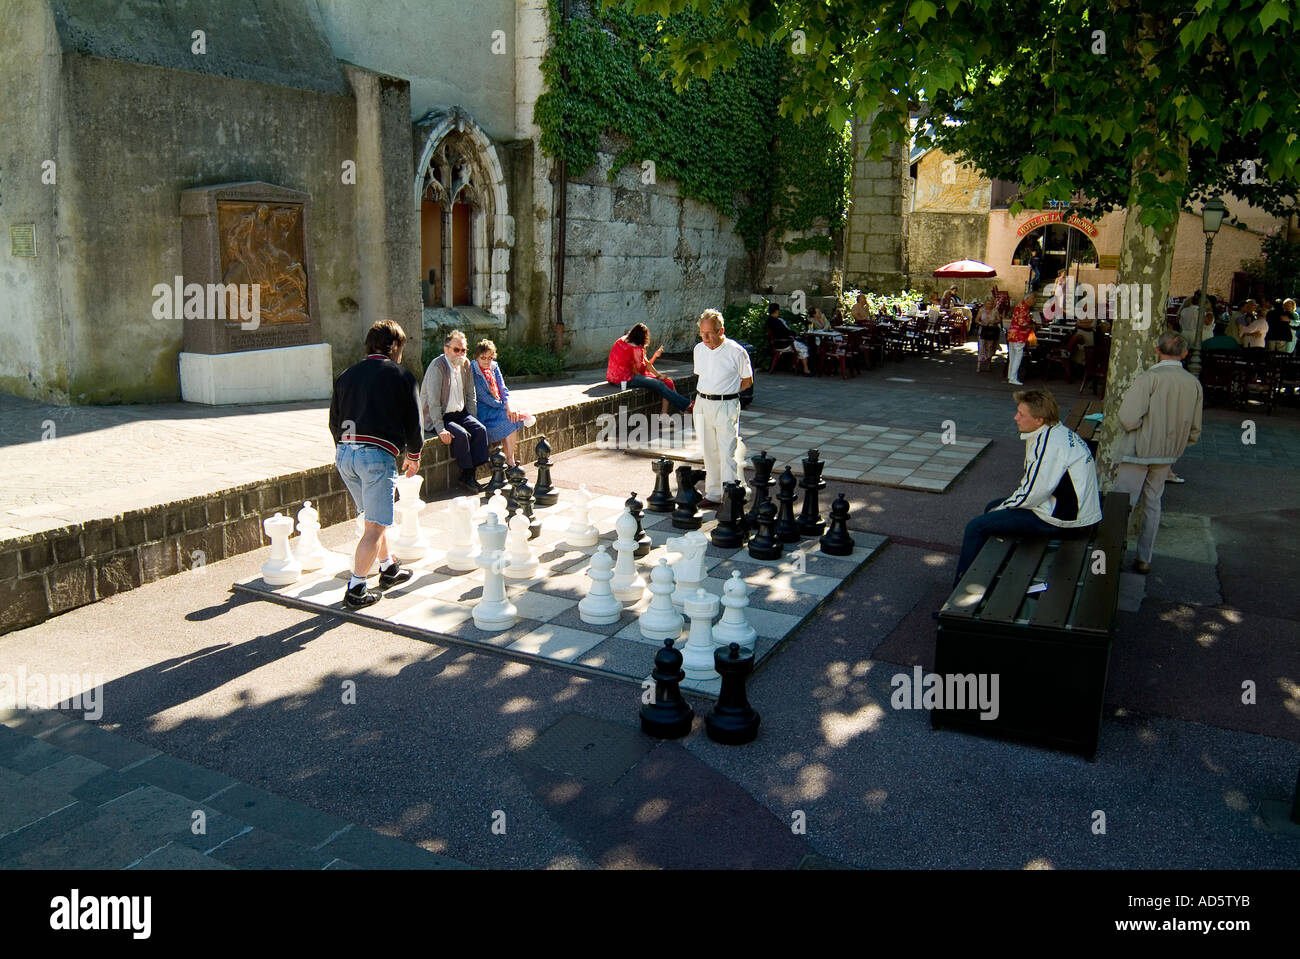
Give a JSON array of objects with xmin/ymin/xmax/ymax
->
[{"xmin": 954, "ymin": 389, "xmax": 1102, "ymax": 583}]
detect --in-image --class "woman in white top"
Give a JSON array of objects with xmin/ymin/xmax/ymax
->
[{"xmin": 974, "ymin": 297, "xmax": 1001, "ymax": 373}]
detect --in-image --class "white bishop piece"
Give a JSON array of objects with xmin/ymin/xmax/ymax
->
[
  {"xmin": 610, "ymin": 509, "xmax": 646, "ymax": 603},
  {"xmin": 292, "ymin": 500, "xmax": 327, "ymax": 571},
  {"xmin": 445, "ymin": 496, "xmax": 479, "ymax": 572},
  {"xmin": 712, "ymin": 570, "xmax": 757, "ymax": 650},
  {"xmin": 565, "ymin": 484, "xmax": 599, "ymax": 547},
  {"xmin": 681, "ymin": 588, "xmax": 721, "ymax": 681},
  {"xmin": 391, "ymin": 474, "xmax": 429, "ymax": 561},
  {"xmin": 262, "ymin": 512, "xmax": 302, "ymax": 586},
  {"xmin": 504, "ymin": 513, "xmax": 539, "ymax": 579},
  {"xmin": 639, "ymin": 558, "xmax": 684, "ymax": 642},
  {"xmin": 579, "ymin": 546, "xmax": 621, "ymax": 625},
  {"xmin": 666, "ymin": 530, "xmax": 709, "ymax": 612},
  {"xmin": 473, "ymin": 511, "xmax": 517, "ymax": 631}
]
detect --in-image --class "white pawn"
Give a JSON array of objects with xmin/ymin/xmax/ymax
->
[
  {"xmin": 682, "ymin": 588, "xmax": 721, "ymax": 681},
  {"xmin": 262, "ymin": 512, "xmax": 302, "ymax": 586},
  {"xmin": 473, "ymin": 512, "xmax": 517, "ymax": 631},
  {"xmin": 486, "ymin": 490, "xmax": 509, "ymax": 523},
  {"xmin": 667, "ymin": 530, "xmax": 709, "ymax": 612},
  {"xmin": 292, "ymin": 500, "xmax": 327, "ymax": 571},
  {"xmin": 579, "ymin": 546, "xmax": 621, "ymax": 625},
  {"xmin": 640, "ymin": 558, "xmax": 684, "ymax": 642},
  {"xmin": 391, "ymin": 474, "xmax": 429, "ymax": 561},
  {"xmin": 353, "ymin": 512, "xmax": 379, "ymax": 575},
  {"xmin": 504, "ymin": 513, "xmax": 538, "ymax": 579},
  {"xmin": 565, "ymin": 484, "xmax": 599, "ymax": 547},
  {"xmin": 610, "ymin": 509, "xmax": 646, "ymax": 603},
  {"xmin": 713, "ymin": 570, "xmax": 757, "ymax": 650},
  {"xmin": 445, "ymin": 496, "xmax": 479, "ymax": 572}
]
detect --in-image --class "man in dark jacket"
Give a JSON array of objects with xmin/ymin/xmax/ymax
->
[{"xmin": 329, "ymin": 320, "xmax": 424, "ymax": 608}]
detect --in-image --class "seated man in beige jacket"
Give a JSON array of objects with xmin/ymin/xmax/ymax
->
[{"xmin": 1114, "ymin": 331, "xmax": 1203, "ymax": 574}]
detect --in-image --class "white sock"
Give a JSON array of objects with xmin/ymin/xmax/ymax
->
[
  {"xmin": 349, "ymin": 574, "xmax": 367, "ymax": 589},
  {"xmin": 378, "ymin": 556, "xmax": 395, "ymax": 571}
]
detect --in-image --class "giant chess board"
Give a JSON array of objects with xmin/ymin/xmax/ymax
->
[{"xmin": 233, "ymin": 489, "xmax": 886, "ymax": 697}]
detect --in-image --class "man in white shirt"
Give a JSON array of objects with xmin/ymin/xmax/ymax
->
[
  {"xmin": 419, "ymin": 328, "xmax": 489, "ymax": 493},
  {"xmin": 693, "ymin": 309, "xmax": 754, "ymax": 508}
]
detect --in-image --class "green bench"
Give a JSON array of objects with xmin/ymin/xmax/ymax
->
[{"xmin": 1065, "ymin": 399, "xmax": 1103, "ymax": 454}]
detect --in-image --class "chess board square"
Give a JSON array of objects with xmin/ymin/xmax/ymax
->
[
  {"xmin": 579, "ymin": 637, "xmax": 664, "ymax": 678},
  {"xmin": 615, "ymin": 618, "xmax": 687, "ymax": 647},
  {"xmin": 743, "ymin": 606, "xmax": 802, "ymax": 639},
  {"xmin": 390, "ymin": 598, "xmax": 475, "ymax": 633},
  {"xmin": 430, "ymin": 577, "xmax": 530, "ymax": 604},
  {"xmin": 442, "ymin": 615, "xmax": 544, "ymax": 648},
  {"xmin": 677, "ymin": 673, "xmax": 722, "ymax": 696},
  {"xmin": 511, "ymin": 591, "xmax": 578, "ymax": 623},
  {"xmin": 530, "ymin": 571, "xmax": 594, "ymax": 601},
  {"xmin": 509, "ymin": 624, "xmax": 607, "ymax": 661},
  {"xmin": 639, "ymin": 511, "xmax": 672, "ymax": 528},
  {"xmin": 701, "ymin": 576, "xmax": 822, "ymax": 616},
  {"xmin": 275, "ymin": 567, "xmax": 349, "ymax": 601},
  {"xmin": 548, "ymin": 604, "xmax": 636, "ymax": 636}
]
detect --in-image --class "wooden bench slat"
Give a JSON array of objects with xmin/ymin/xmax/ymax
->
[
  {"xmin": 980, "ymin": 537, "xmax": 1050, "ymax": 624},
  {"xmin": 942, "ymin": 536, "xmax": 1015, "ymax": 618},
  {"xmin": 1029, "ymin": 537, "xmax": 1090, "ymax": 627}
]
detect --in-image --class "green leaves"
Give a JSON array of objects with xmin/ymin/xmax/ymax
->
[
  {"xmin": 1258, "ymin": 0, "xmax": 1291, "ymax": 33},
  {"xmin": 908, "ymin": 1, "xmax": 939, "ymax": 28}
]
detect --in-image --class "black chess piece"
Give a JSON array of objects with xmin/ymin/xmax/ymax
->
[
  {"xmin": 705, "ymin": 642, "xmax": 761, "ymax": 745},
  {"xmin": 710, "ymin": 481, "xmax": 748, "ymax": 549},
  {"xmin": 774, "ymin": 466, "xmax": 801, "ymax": 543},
  {"xmin": 513, "ymin": 476, "xmax": 541, "ymax": 540},
  {"xmin": 671, "ymin": 465, "xmax": 706, "ymax": 530},
  {"xmin": 820, "ymin": 493, "xmax": 855, "ymax": 556},
  {"xmin": 747, "ymin": 501, "xmax": 783, "ymax": 560},
  {"xmin": 484, "ymin": 451, "xmax": 509, "ymax": 501},
  {"xmin": 533, "ymin": 437, "xmax": 557, "ymax": 507},
  {"xmin": 797, "ymin": 449, "xmax": 827, "ymax": 538},
  {"xmin": 641, "ymin": 639, "xmax": 695, "ymax": 740},
  {"xmin": 504, "ymin": 465, "xmax": 526, "ymax": 518},
  {"xmin": 625, "ymin": 492, "xmax": 651, "ymax": 557},
  {"xmin": 744, "ymin": 450, "xmax": 776, "ymax": 530},
  {"xmin": 647, "ymin": 457, "xmax": 675, "ymax": 513}
]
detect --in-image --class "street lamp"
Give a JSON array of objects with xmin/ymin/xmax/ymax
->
[{"xmin": 1189, "ymin": 197, "xmax": 1226, "ymax": 375}]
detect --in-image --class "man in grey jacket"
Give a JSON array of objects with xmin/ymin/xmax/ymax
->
[
  {"xmin": 419, "ymin": 328, "xmax": 489, "ymax": 493},
  {"xmin": 1114, "ymin": 331, "xmax": 1204, "ymax": 574}
]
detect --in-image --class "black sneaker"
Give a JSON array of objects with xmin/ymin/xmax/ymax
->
[
  {"xmin": 344, "ymin": 581, "xmax": 379, "ymax": 608},
  {"xmin": 378, "ymin": 561, "xmax": 413, "ymax": 589},
  {"xmin": 457, "ymin": 469, "xmax": 484, "ymax": 494}
]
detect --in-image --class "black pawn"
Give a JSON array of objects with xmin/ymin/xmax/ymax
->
[
  {"xmin": 484, "ymin": 450, "xmax": 509, "ymax": 501},
  {"xmin": 748, "ymin": 501, "xmax": 783, "ymax": 560},
  {"xmin": 710, "ymin": 481, "xmax": 748, "ymax": 549},
  {"xmin": 533, "ymin": 437, "xmax": 557, "ymax": 507},
  {"xmin": 820, "ymin": 493, "xmax": 855, "ymax": 556},
  {"xmin": 774, "ymin": 466, "xmax": 801, "ymax": 543},
  {"xmin": 626, "ymin": 493, "xmax": 651, "ymax": 557},
  {"xmin": 744, "ymin": 450, "xmax": 776, "ymax": 530},
  {"xmin": 505, "ymin": 465, "xmax": 526, "ymax": 517},
  {"xmin": 647, "ymin": 457, "xmax": 675, "ymax": 512},
  {"xmin": 705, "ymin": 642, "xmax": 760, "ymax": 745},
  {"xmin": 641, "ymin": 639, "xmax": 695, "ymax": 739},
  {"xmin": 513, "ymin": 476, "xmax": 541, "ymax": 539},
  {"xmin": 671, "ymin": 465, "xmax": 706, "ymax": 530},
  {"xmin": 797, "ymin": 449, "xmax": 827, "ymax": 537}
]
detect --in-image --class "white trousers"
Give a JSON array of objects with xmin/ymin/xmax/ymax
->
[
  {"xmin": 1113, "ymin": 463, "xmax": 1171, "ymax": 563},
  {"xmin": 1007, "ymin": 342, "xmax": 1026, "ymax": 382},
  {"xmin": 693, "ymin": 397, "xmax": 740, "ymax": 499}
]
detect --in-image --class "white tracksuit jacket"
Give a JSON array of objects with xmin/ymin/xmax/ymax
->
[{"xmin": 995, "ymin": 423, "xmax": 1102, "ymax": 527}]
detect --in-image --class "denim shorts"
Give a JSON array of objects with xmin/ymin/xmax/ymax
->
[{"xmin": 335, "ymin": 443, "xmax": 397, "ymax": 527}]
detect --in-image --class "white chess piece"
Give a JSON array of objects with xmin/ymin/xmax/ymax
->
[
  {"xmin": 391, "ymin": 474, "xmax": 429, "ymax": 561},
  {"xmin": 353, "ymin": 511, "xmax": 379, "ymax": 575},
  {"xmin": 579, "ymin": 546, "xmax": 621, "ymax": 625},
  {"xmin": 504, "ymin": 513, "xmax": 539, "ymax": 580},
  {"xmin": 445, "ymin": 496, "xmax": 479, "ymax": 572},
  {"xmin": 565, "ymin": 484, "xmax": 599, "ymax": 547},
  {"xmin": 610, "ymin": 509, "xmax": 646, "ymax": 603},
  {"xmin": 640, "ymin": 558, "xmax": 684, "ymax": 642},
  {"xmin": 262, "ymin": 512, "xmax": 302, "ymax": 586},
  {"xmin": 485, "ymin": 490, "xmax": 509, "ymax": 523},
  {"xmin": 713, "ymin": 570, "xmax": 757, "ymax": 650},
  {"xmin": 473, "ymin": 511, "xmax": 517, "ymax": 630},
  {"xmin": 292, "ymin": 500, "xmax": 327, "ymax": 571},
  {"xmin": 666, "ymin": 530, "xmax": 709, "ymax": 611},
  {"xmin": 682, "ymin": 588, "xmax": 721, "ymax": 681}
]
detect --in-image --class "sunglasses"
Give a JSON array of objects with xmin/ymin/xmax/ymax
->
[{"xmin": 448, "ymin": 345, "xmax": 465, "ymax": 354}]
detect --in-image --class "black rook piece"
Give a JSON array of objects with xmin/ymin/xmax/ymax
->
[
  {"xmin": 485, "ymin": 451, "xmax": 509, "ymax": 501},
  {"xmin": 671, "ymin": 465, "xmax": 707, "ymax": 530},
  {"xmin": 626, "ymin": 493, "xmax": 651, "ymax": 557},
  {"xmin": 640, "ymin": 639, "xmax": 695, "ymax": 739},
  {"xmin": 820, "ymin": 493, "xmax": 855, "ymax": 556},
  {"xmin": 747, "ymin": 501, "xmax": 783, "ymax": 560},
  {"xmin": 744, "ymin": 450, "xmax": 776, "ymax": 530},
  {"xmin": 774, "ymin": 466, "xmax": 801, "ymax": 543},
  {"xmin": 710, "ymin": 481, "xmax": 747, "ymax": 549},
  {"xmin": 647, "ymin": 457, "xmax": 675, "ymax": 513},
  {"xmin": 797, "ymin": 449, "xmax": 827, "ymax": 538},
  {"xmin": 705, "ymin": 643, "xmax": 760, "ymax": 745},
  {"xmin": 533, "ymin": 437, "xmax": 557, "ymax": 507}
]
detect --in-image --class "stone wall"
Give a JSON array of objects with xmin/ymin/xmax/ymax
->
[
  {"xmin": 843, "ymin": 119, "xmax": 910, "ymax": 294},
  {"xmin": 907, "ymin": 212, "xmax": 990, "ymax": 295}
]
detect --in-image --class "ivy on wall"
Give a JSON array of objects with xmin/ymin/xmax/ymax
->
[{"xmin": 534, "ymin": 0, "xmax": 851, "ymax": 256}]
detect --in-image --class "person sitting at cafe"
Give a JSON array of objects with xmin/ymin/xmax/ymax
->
[
  {"xmin": 1241, "ymin": 302, "xmax": 1269, "ymax": 348},
  {"xmin": 766, "ymin": 302, "xmax": 812, "ymax": 376},
  {"xmin": 850, "ymin": 293, "xmax": 871, "ymax": 325},
  {"xmin": 940, "ymin": 286, "xmax": 961, "ymax": 310},
  {"xmin": 830, "ymin": 307, "xmax": 846, "ymax": 327},
  {"xmin": 808, "ymin": 307, "xmax": 832, "ymax": 331}
]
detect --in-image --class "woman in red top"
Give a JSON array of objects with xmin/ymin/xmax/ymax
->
[
  {"xmin": 1005, "ymin": 292, "xmax": 1038, "ymax": 386},
  {"xmin": 606, "ymin": 323, "xmax": 690, "ymax": 414}
]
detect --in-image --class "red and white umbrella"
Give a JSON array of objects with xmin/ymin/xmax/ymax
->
[{"xmin": 933, "ymin": 259, "xmax": 998, "ymax": 278}]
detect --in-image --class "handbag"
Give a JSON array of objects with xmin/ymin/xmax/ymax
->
[{"xmin": 1026, "ymin": 331, "xmax": 1038, "ymax": 348}]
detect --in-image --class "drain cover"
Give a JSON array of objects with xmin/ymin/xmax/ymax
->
[{"xmin": 518, "ymin": 714, "xmax": 653, "ymax": 785}]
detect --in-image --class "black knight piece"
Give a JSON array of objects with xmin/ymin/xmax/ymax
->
[
  {"xmin": 484, "ymin": 450, "xmax": 509, "ymax": 501},
  {"xmin": 671, "ymin": 465, "xmax": 707, "ymax": 530},
  {"xmin": 747, "ymin": 501, "xmax": 783, "ymax": 560},
  {"xmin": 710, "ymin": 481, "xmax": 747, "ymax": 549},
  {"xmin": 774, "ymin": 466, "xmax": 801, "ymax": 543},
  {"xmin": 796, "ymin": 449, "xmax": 827, "ymax": 537},
  {"xmin": 640, "ymin": 639, "xmax": 695, "ymax": 739},
  {"xmin": 705, "ymin": 642, "xmax": 761, "ymax": 745},
  {"xmin": 744, "ymin": 449, "xmax": 776, "ymax": 530},
  {"xmin": 820, "ymin": 493, "xmax": 855, "ymax": 556},
  {"xmin": 647, "ymin": 457, "xmax": 675, "ymax": 512},
  {"xmin": 626, "ymin": 492, "xmax": 652, "ymax": 557},
  {"xmin": 533, "ymin": 437, "xmax": 557, "ymax": 507}
]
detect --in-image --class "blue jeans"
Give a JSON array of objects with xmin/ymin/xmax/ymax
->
[
  {"xmin": 628, "ymin": 374, "xmax": 690, "ymax": 412},
  {"xmin": 954, "ymin": 498, "xmax": 1057, "ymax": 584},
  {"xmin": 442, "ymin": 410, "xmax": 489, "ymax": 470},
  {"xmin": 336, "ymin": 443, "xmax": 397, "ymax": 527}
]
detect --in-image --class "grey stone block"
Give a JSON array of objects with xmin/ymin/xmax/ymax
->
[
  {"xmin": 206, "ymin": 784, "xmax": 353, "ymax": 847},
  {"xmin": 318, "ymin": 826, "xmax": 470, "ymax": 870}
]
